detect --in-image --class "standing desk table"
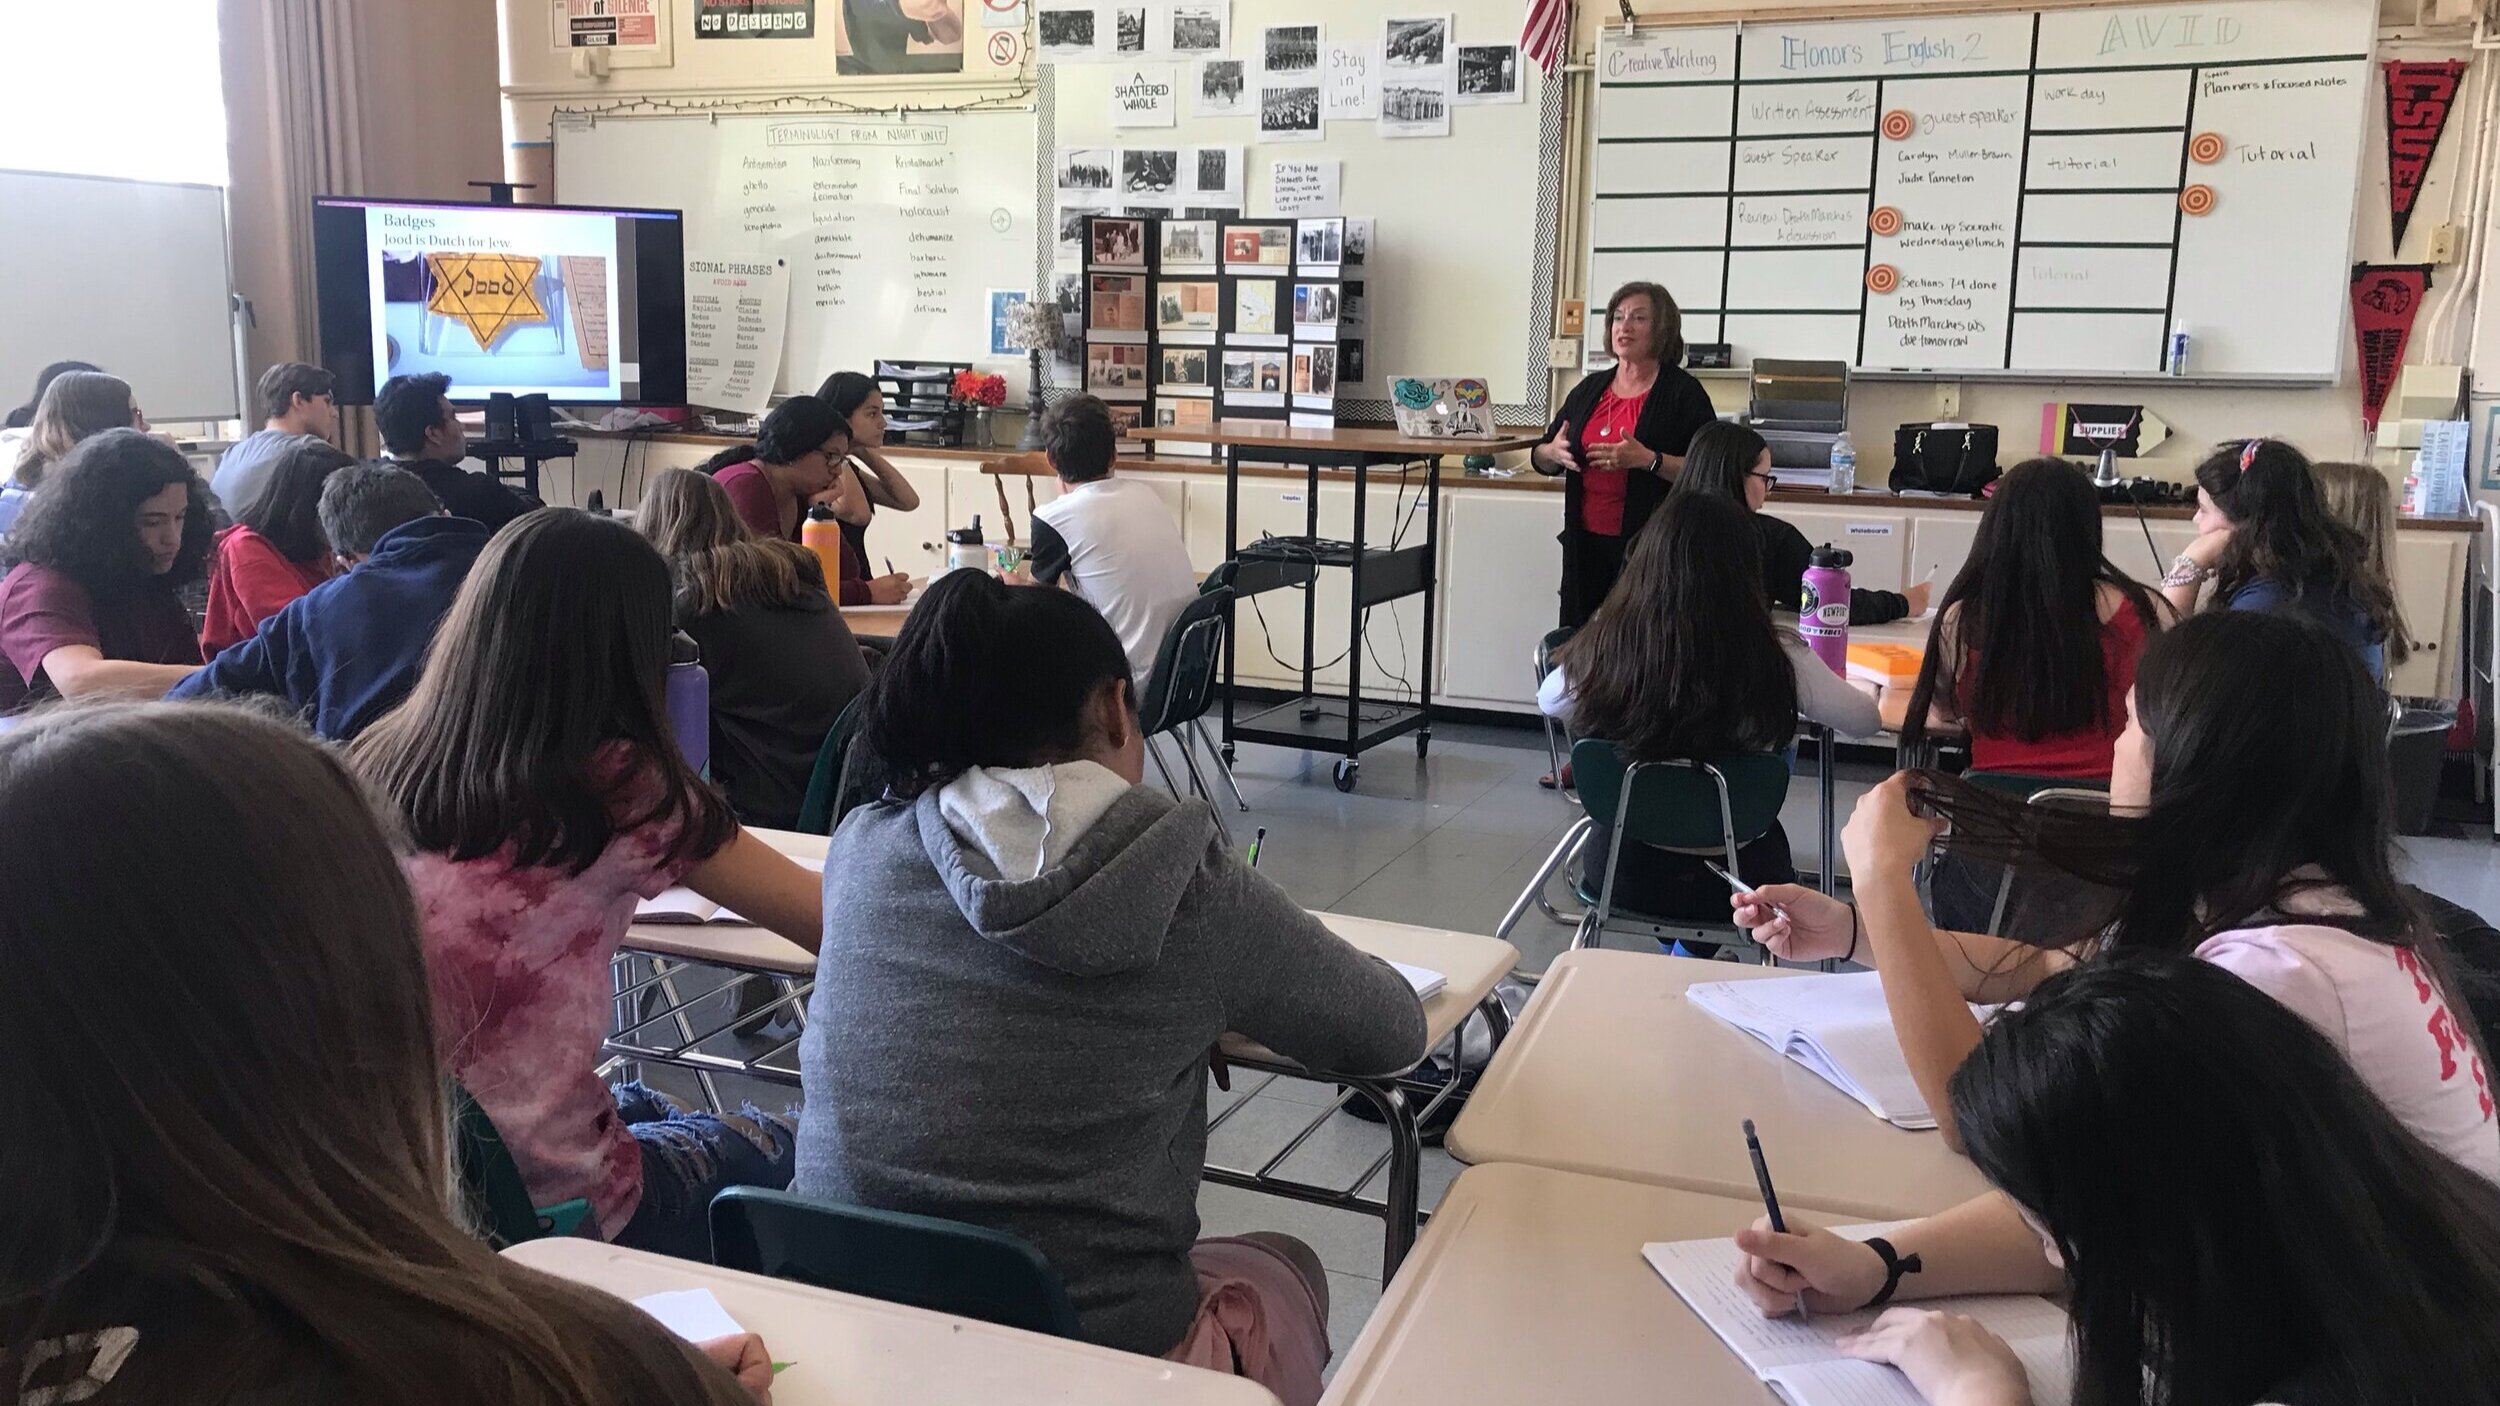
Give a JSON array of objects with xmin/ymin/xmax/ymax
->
[{"xmin": 1131, "ymin": 421, "xmax": 1539, "ymax": 793}]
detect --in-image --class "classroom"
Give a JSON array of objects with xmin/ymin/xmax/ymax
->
[{"xmin": 5, "ymin": 0, "xmax": 2500, "ymax": 1401}]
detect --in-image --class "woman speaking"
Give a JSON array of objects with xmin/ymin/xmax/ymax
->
[{"xmin": 1531, "ymin": 281, "xmax": 1720, "ymax": 626}]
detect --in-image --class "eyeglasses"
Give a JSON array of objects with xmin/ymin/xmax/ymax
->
[{"xmin": 1745, "ymin": 470, "xmax": 1776, "ymax": 486}]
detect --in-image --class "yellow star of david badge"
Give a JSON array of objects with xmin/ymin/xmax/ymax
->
[{"xmin": 425, "ymin": 252, "xmax": 548, "ymax": 350}]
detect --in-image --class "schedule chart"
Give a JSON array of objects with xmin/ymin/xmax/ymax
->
[{"xmin": 1587, "ymin": 0, "xmax": 2374, "ymax": 378}]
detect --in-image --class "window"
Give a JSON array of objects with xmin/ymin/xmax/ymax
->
[{"xmin": 0, "ymin": 1, "xmax": 227, "ymax": 185}]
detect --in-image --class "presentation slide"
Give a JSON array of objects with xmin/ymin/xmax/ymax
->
[{"xmin": 313, "ymin": 197, "xmax": 686, "ymax": 405}]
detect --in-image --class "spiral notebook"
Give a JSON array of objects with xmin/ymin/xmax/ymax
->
[{"xmin": 1687, "ymin": 972, "xmax": 1991, "ymax": 1131}]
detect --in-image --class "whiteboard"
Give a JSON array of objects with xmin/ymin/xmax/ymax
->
[
  {"xmin": 1045, "ymin": 0, "xmax": 1561, "ymax": 419},
  {"xmin": 555, "ymin": 110, "xmax": 1037, "ymax": 395},
  {"xmin": 1587, "ymin": 0, "xmax": 2375, "ymax": 380},
  {"xmin": 0, "ymin": 169, "xmax": 238, "ymax": 420}
]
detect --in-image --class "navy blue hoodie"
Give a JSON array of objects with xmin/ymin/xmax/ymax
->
[{"xmin": 168, "ymin": 516, "xmax": 489, "ymax": 739}]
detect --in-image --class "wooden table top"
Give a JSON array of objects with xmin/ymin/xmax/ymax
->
[{"xmin": 1129, "ymin": 420, "xmax": 1543, "ymax": 456}]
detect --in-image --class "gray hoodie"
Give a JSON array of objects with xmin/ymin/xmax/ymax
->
[{"xmin": 795, "ymin": 772, "xmax": 1428, "ymax": 1356}]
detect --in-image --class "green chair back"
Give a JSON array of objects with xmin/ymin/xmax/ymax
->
[
  {"xmin": 710, "ymin": 1187, "xmax": 1084, "ymax": 1339},
  {"xmin": 1963, "ymin": 770, "xmax": 2110, "ymax": 801},
  {"xmin": 794, "ymin": 695, "xmax": 869, "ymax": 836},
  {"xmin": 453, "ymin": 1085, "xmax": 592, "ymax": 1247},
  {"xmin": 1569, "ymin": 737, "xmax": 1791, "ymax": 851}
]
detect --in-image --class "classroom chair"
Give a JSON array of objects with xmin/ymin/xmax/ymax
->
[
  {"xmin": 978, "ymin": 452, "xmax": 1051, "ymax": 547},
  {"xmin": 709, "ymin": 1187, "xmax": 1084, "ymax": 1339},
  {"xmin": 453, "ymin": 1085, "xmax": 593, "ymax": 1248},
  {"xmin": 794, "ymin": 695, "xmax": 872, "ymax": 836},
  {"xmin": 1927, "ymin": 778, "xmax": 2112, "ymax": 938},
  {"xmin": 1533, "ymin": 626, "xmax": 1574, "ymax": 796},
  {"xmin": 1140, "ymin": 585, "xmax": 1248, "ymax": 833}
]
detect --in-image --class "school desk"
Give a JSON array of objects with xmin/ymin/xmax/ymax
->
[
  {"xmin": 1320, "ymin": 1163, "xmax": 1777, "ymax": 1406},
  {"xmin": 1445, "ymin": 950, "xmax": 1992, "ymax": 1220},
  {"xmin": 608, "ymin": 839, "xmax": 1517, "ymax": 1282},
  {"xmin": 504, "ymin": 1238, "xmax": 1279, "ymax": 1406}
]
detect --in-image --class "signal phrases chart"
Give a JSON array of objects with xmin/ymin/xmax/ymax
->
[{"xmin": 1588, "ymin": 0, "xmax": 2373, "ymax": 379}]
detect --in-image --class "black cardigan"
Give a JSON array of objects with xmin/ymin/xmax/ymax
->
[
  {"xmin": 1535, "ymin": 366, "xmax": 1720, "ymax": 541},
  {"xmin": 1755, "ymin": 513, "xmax": 1909, "ymax": 626}
]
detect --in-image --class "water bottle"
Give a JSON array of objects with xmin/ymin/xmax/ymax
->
[
  {"xmin": 801, "ymin": 504, "xmax": 847, "ymax": 594},
  {"xmin": 1827, "ymin": 431, "xmax": 1856, "ymax": 495},
  {"xmin": 943, "ymin": 513, "xmax": 987, "ymax": 576},
  {"xmin": 664, "ymin": 631, "xmax": 710, "ymax": 775},
  {"xmin": 2167, "ymin": 324, "xmax": 2191, "ymax": 377},
  {"xmin": 1801, "ymin": 545, "xmax": 1852, "ymax": 677}
]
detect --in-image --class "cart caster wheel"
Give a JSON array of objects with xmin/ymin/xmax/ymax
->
[
  {"xmin": 1333, "ymin": 758, "xmax": 1360, "ymax": 793},
  {"xmin": 1416, "ymin": 730, "xmax": 1432, "ymax": 760}
]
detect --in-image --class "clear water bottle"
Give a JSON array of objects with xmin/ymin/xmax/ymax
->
[{"xmin": 1828, "ymin": 431, "xmax": 1856, "ymax": 495}]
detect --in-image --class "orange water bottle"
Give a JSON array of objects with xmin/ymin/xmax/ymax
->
[{"xmin": 802, "ymin": 505, "xmax": 846, "ymax": 596}]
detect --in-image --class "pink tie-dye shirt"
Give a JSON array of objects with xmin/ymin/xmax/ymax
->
[{"xmin": 402, "ymin": 743, "xmax": 699, "ymax": 1237}]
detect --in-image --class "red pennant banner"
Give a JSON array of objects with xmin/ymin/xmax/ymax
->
[
  {"xmin": 2384, "ymin": 60, "xmax": 2467, "ymax": 252},
  {"xmin": 2350, "ymin": 264, "xmax": 2432, "ymax": 432}
]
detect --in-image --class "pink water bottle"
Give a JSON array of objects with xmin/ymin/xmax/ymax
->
[{"xmin": 1801, "ymin": 544, "xmax": 1851, "ymax": 676}]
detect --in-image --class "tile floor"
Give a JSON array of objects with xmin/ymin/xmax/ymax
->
[{"xmin": 645, "ymin": 717, "xmax": 2500, "ymax": 1367}]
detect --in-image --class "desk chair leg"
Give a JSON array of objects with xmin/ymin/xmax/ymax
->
[
  {"xmin": 1533, "ymin": 825, "xmax": 1594, "ymax": 928},
  {"xmin": 1495, "ymin": 818, "xmax": 1591, "ymax": 943},
  {"xmin": 1193, "ymin": 719, "xmax": 1251, "ymax": 812},
  {"xmin": 1173, "ymin": 730, "xmax": 1235, "ymax": 846},
  {"xmin": 1578, "ymin": 765, "xmax": 1644, "ymax": 951},
  {"xmin": 1984, "ymin": 864, "xmax": 2018, "ymax": 938},
  {"xmin": 1361, "ymin": 1080, "xmax": 1424, "ymax": 1282},
  {"xmin": 1147, "ymin": 734, "xmax": 1184, "ymax": 798}
]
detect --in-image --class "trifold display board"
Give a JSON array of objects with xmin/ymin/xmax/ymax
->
[
  {"xmin": 553, "ymin": 110, "xmax": 1036, "ymax": 395},
  {"xmin": 1589, "ymin": 0, "xmax": 2374, "ymax": 380}
]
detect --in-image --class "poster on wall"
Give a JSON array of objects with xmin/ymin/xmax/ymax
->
[
  {"xmin": 1455, "ymin": 44, "xmax": 1522, "ymax": 104},
  {"xmin": 2350, "ymin": 263, "xmax": 2433, "ymax": 433},
  {"xmin": 836, "ymin": 0, "xmax": 966, "ymax": 73},
  {"xmin": 553, "ymin": 0, "xmax": 666, "ymax": 51},
  {"xmin": 696, "ymin": 0, "xmax": 815, "ymax": 37},
  {"xmin": 684, "ymin": 253, "xmax": 789, "ymax": 416}
]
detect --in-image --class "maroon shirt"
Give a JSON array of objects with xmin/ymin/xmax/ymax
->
[
  {"xmin": 710, "ymin": 459, "xmax": 872, "ymax": 606},
  {"xmin": 0, "ymin": 562, "xmax": 200, "ymax": 712}
]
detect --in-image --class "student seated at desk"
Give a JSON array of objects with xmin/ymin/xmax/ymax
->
[
  {"xmin": 1740, "ymin": 609, "xmax": 2495, "ymax": 1170},
  {"xmin": 1027, "ymin": 394, "xmax": 1196, "ymax": 692},
  {"xmin": 373, "ymin": 371, "xmax": 544, "ymax": 531},
  {"xmin": 2159, "ymin": 439, "xmax": 2395, "ymax": 680},
  {"xmin": 1736, "ymin": 954, "xmax": 2500, "ymax": 1406},
  {"xmin": 170, "ymin": 464, "xmax": 486, "ymax": 740},
  {"xmin": 353, "ymin": 509, "xmax": 824, "ymax": 1263},
  {"xmin": 1671, "ymin": 421, "xmax": 1925, "ymax": 625},
  {"xmin": 704, "ymin": 395, "xmax": 910, "ymax": 607},
  {"xmin": 0, "ymin": 370, "xmax": 146, "ymax": 536},
  {"xmin": 2, "ymin": 358, "xmax": 99, "ymax": 430},
  {"xmin": 639, "ymin": 467, "xmax": 871, "ymax": 830},
  {"xmin": 1538, "ymin": 492, "xmax": 1878, "ymax": 945},
  {"xmin": 209, "ymin": 361, "xmax": 340, "ymax": 520},
  {"xmin": 0, "ymin": 703, "xmax": 779, "ymax": 1404},
  {"xmin": 198, "ymin": 437, "xmax": 347, "ymax": 652},
  {"xmin": 817, "ymin": 369, "xmax": 924, "ymax": 581},
  {"xmin": 796, "ymin": 569, "xmax": 1426, "ymax": 1406},
  {"xmin": 0, "ymin": 429, "xmax": 204, "ymax": 710}
]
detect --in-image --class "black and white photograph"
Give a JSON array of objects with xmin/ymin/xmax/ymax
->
[
  {"xmin": 1262, "ymin": 23, "xmax": 1319, "ymax": 73},
  {"xmin": 1037, "ymin": 6, "xmax": 1098, "ymax": 55},
  {"xmin": 1197, "ymin": 148, "xmax": 1231, "ymax": 195},
  {"xmin": 1169, "ymin": 3, "xmax": 1224, "ymax": 53},
  {"xmin": 1121, "ymin": 148, "xmax": 1179, "ymax": 197},
  {"xmin": 1344, "ymin": 217, "xmax": 1372, "ymax": 266},
  {"xmin": 1381, "ymin": 80, "xmax": 1450, "ymax": 137},
  {"xmin": 1292, "ymin": 282, "xmax": 1339, "ymax": 327},
  {"xmin": 1160, "ymin": 347, "xmax": 1211, "ymax": 386},
  {"xmin": 1055, "ymin": 206, "xmax": 1091, "ymax": 259},
  {"xmin": 1194, "ymin": 58, "xmax": 1248, "ymax": 116},
  {"xmin": 1456, "ymin": 43, "xmax": 1522, "ymax": 103},
  {"xmin": 1259, "ymin": 85, "xmax": 1323, "ymax": 142},
  {"xmin": 1086, "ymin": 341, "xmax": 1149, "ymax": 394},
  {"xmin": 1341, "ymin": 338, "xmax": 1366, "ymax": 384},
  {"xmin": 1088, "ymin": 216, "xmax": 1147, "ymax": 268},
  {"xmin": 1056, "ymin": 147, "xmax": 1114, "ymax": 192},
  {"xmin": 1383, "ymin": 16, "xmax": 1448, "ymax": 70},
  {"xmin": 1296, "ymin": 217, "xmax": 1343, "ymax": 267},
  {"xmin": 1156, "ymin": 279, "xmax": 1220, "ymax": 330},
  {"xmin": 1310, "ymin": 343, "xmax": 1339, "ymax": 397},
  {"xmin": 1221, "ymin": 351, "xmax": 1258, "ymax": 389},
  {"xmin": 1159, "ymin": 220, "xmax": 1215, "ymax": 267},
  {"xmin": 1115, "ymin": 6, "xmax": 1146, "ymax": 51},
  {"xmin": 1050, "ymin": 271, "xmax": 1087, "ymax": 376},
  {"xmin": 1341, "ymin": 280, "xmax": 1367, "ymax": 325}
]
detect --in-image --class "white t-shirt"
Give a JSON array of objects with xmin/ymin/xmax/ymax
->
[
  {"xmin": 2198, "ymin": 917, "xmax": 2498, "ymax": 1182},
  {"xmin": 1030, "ymin": 477, "xmax": 1197, "ymax": 695}
]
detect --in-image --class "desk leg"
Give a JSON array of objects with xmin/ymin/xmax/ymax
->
[
  {"xmin": 1818, "ymin": 724, "xmax": 1839, "ymax": 897},
  {"xmin": 1361, "ymin": 1079, "xmax": 1422, "ymax": 1281}
]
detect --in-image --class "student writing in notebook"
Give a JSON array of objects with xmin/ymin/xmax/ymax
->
[{"xmin": 1735, "ymin": 954, "xmax": 2500, "ymax": 1406}]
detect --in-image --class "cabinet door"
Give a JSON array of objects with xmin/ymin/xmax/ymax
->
[
  {"xmin": 1768, "ymin": 505, "xmax": 1912, "ymax": 592},
  {"xmin": 2101, "ymin": 509, "xmax": 2196, "ymax": 590},
  {"xmin": 866, "ymin": 457, "xmax": 958, "ymax": 579},
  {"xmin": 1440, "ymin": 489, "xmax": 1564, "ymax": 710},
  {"xmin": 2388, "ymin": 532, "xmax": 2465, "ymax": 698}
]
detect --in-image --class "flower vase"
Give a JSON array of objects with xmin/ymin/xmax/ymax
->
[{"xmin": 972, "ymin": 406, "xmax": 996, "ymax": 448}]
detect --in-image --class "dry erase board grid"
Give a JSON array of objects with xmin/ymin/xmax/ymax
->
[{"xmin": 1586, "ymin": 0, "xmax": 2374, "ymax": 381}]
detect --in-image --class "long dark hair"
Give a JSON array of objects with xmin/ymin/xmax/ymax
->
[
  {"xmin": 697, "ymin": 394, "xmax": 851, "ymax": 474},
  {"xmin": 1668, "ymin": 419, "xmax": 1768, "ymax": 514},
  {"xmin": 1904, "ymin": 459, "xmax": 2165, "ymax": 752},
  {"xmin": 2196, "ymin": 439, "xmax": 2398, "ymax": 646},
  {"xmin": 1954, "ymin": 953, "xmax": 2500, "ymax": 1406},
  {"xmin": 0, "ymin": 703, "xmax": 753, "ymax": 1405},
  {"xmin": 860, "ymin": 567, "xmax": 1133, "ymax": 799},
  {"xmin": 1554, "ymin": 491, "xmax": 1797, "ymax": 758},
  {"xmin": 237, "ymin": 436, "xmax": 354, "ymax": 564},
  {"xmin": 355, "ymin": 509, "xmax": 734, "ymax": 876},
  {"xmin": 815, "ymin": 370, "xmax": 878, "ymax": 423},
  {"xmin": 3, "ymin": 428, "xmax": 212, "ymax": 594},
  {"xmin": 3, "ymin": 359, "xmax": 101, "ymax": 430}
]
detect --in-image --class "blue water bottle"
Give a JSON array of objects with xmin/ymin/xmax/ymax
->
[{"xmin": 665, "ymin": 630, "xmax": 710, "ymax": 775}]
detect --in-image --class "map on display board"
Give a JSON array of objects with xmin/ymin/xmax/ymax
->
[{"xmin": 1587, "ymin": 0, "xmax": 2374, "ymax": 379}]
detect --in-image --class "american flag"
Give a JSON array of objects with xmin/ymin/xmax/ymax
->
[{"xmin": 1522, "ymin": 0, "xmax": 1570, "ymax": 74}]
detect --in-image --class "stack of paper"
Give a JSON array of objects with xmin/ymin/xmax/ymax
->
[
  {"xmin": 1644, "ymin": 1233, "xmax": 2074, "ymax": 1406},
  {"xmin": 1389, "ymin": 961, "xmax": 1446, "ymax": 999},
  {"xmin": 1688, "ymin": 972, "xmax": 1988, "ymax": 1130},
  {"xmin": 634, "ymin": 889, "xmax": 748, "ymax": 925}
]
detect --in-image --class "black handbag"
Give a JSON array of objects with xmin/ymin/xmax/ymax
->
[{"xmin": 1888, "ymin": 423, "xmax": 2001, "ymax": 496}]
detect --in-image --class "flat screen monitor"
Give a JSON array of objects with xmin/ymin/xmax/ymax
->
[{"xmin": 311, "ymin": 196, "xmax": 685, "ymax": 407}]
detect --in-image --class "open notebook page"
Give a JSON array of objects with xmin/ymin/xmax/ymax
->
[
  {"xmin": 1688, "ymin": 974, "xmax": 1993, "ymax": 1130},
  {"xmin": 637, "ymin": 852, "xmax": 826, "ymax": 926},
  {"xmin": 1644, "ymin": 1233, "xmax": 2073, "ymax": 1406}
]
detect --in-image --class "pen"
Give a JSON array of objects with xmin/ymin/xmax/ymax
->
[
  {"xmin": 1744, "ymin": 1118, "xmax": 1809, "ymax": 1322},
  {"xmin": 884, "ymin": 556, "xmax": 897, "ymax": 575},
  {"xmin": 1704, "ymin": 860, "xmax": 1787, "ymax": 928},
  {"xmin": 1247, "ymin": 826, "xmax": 1267, "ymax": 868}
]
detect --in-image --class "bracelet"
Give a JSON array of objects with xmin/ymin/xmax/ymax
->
[
  {"xmin": 1862, "ymin": 1236, "xmax": 1924, "ymax": 1309},
  {"xmin": 2159, "ymin": 552, "xmax": 2211, "ymax": 589},
  {"xmin": 1844, "ymin": 903, "xmax": 1861, "ymax": 964}
]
